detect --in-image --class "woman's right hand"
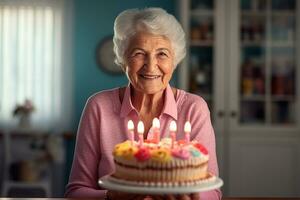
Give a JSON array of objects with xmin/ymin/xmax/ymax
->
[
  {"xmin": 106, "ymin": 190, "xmax": 150, "ymax": 200},
  {"xmin": 106, "ymin": 191, "xmax": 200, "ymax": 200},
  {"xmin": 151, "ymin": 193, "xmax": 200, "ymax": 200}
]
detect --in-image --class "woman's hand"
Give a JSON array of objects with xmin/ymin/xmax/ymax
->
[
  {"xmin": 106, "ymin": 190, "xmax": 153, "ymax": 200},
  {"xmin": 150, "ymin": 193, "xmax": 200, "ymax": 200},
  {"xmin": 106, "ymin": 190, "xmax": 139, "ymax": 200},
  {"xmin": 106, "ymin": 190, "xmax": 200, "ymax": 200}
]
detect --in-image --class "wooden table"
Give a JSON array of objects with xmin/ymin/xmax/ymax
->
[{"xmin": 0, "ymin": 198, "xmax": 299, "ymax": 200}]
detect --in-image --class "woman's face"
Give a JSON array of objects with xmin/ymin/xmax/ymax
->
[{"xmin": 124, "ymin": 32, "xmax": 175, "ymax": 94}]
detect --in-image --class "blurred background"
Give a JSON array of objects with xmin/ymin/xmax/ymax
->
[{"xmin": 0, "ymin": 0, "xmax": 299, "ymax": 198}]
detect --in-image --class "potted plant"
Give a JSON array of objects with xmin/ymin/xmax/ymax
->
[{"xmin": 13, "ymin": 99, "xmax": 35, "ymax": 128}]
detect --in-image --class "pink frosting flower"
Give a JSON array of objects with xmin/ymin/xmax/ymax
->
[
  {"xmin": 134, "ymin": 147, "xmax": 151, "ymax": 162},
  {"xmin": 171, "ymin": 148, "xmax": 190, "ymax": 160}
]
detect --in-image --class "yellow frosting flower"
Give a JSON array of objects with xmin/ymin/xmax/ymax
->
[
  {"xmin": 113, "ymin": 140, "xmax": 136, "ymax": 158},
  {"xmin": 151, "ymin": 148, "xmax": 171, "ymax": 162},
  {"xmin": 122, "ymin": 147, "xmax": 138, "ymax": 159}
]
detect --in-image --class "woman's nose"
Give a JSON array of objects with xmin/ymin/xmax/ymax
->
[{"xmin": 144, "ymin": 55, "xmax": 157, "ymax": 71}]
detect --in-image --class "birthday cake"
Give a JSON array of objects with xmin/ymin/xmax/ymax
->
[{"xmin": 111, "ymin": 120, "xmax": 215, "ymax": 187}]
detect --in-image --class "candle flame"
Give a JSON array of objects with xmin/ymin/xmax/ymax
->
[
  {"xmin": 128, "ymin": 120, "xmax": 134, "ymax": 130},
  {"xmin": 170, "ymin": 120, "xmax": 177, "ymax": 132},
  {"xmin": 152, "ymin": 118, "xmax": 160, "ymax": 128},
  {"xmin": 184, "ymin": 121, "xmax": 191, "ymax": 133},
  {"xmin": 137, "ymin": 121, "xmax": 144, "ymax": 135}
]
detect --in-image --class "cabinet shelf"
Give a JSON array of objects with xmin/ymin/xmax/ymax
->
[
  {"xmin": 190, "ymin": 40, "xmax": 214, "ymax": 46},
  {"xmin": 271, "ymin": 11, "xmax": 295, "ymax": 16},
  {"xmin": 4, "ymin": 180, "xmax": 50, "ymax": 188},
  {"xmin": 241, "ymin": 10, "xmax": 295, "ymax": 17},
  {"xmin": 191, "ymin": 9, "xmax": 214, "ymax": 16},
  {"xmin": 241, "ymin": 95, "xmax": 295, "ymax": 101},
  {"xmin": 241, "ymin": 11, "xmax": 267, "ymax": 16},
  {"xmin": 240, "ymin": 41, "xmax": 295, "ymax": 47},
  {"xmin": 241, "ymin": 95, "xmax": 265, "ymax": 101},
  {"xmin": 270, "ymin": 42, "xmax": 295, "ymax": 48},
  {"xmin": 271, "ymin": 95, "xmax": 295, "ymax": 101},
  {"xmin": 241, "ymin": 41, "xmax": 266, "ymax": 47}
]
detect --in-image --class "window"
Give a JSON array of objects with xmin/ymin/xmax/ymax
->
[{"xmin": 0, "ymin": 0, "xmax": 73, "ymax": 130}]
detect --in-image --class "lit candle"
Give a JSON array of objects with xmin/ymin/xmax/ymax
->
[
  {"xmin": 184, "ymin": 121, "xmax": 191, "ymax": 144},
  {"xmin": 152, "ymin": 118, "xmax": 160, "ymax": 143},
  {"xmin": 169, "ymin": 120, "xmax": 177, "ymax": 148},
  {"xmin": 137, "ymin": 121, "xmax": 144, "ymax": 147},
  {"xmin": 127, "ymin": 120, "xmax": 134, "ymax": 145}
]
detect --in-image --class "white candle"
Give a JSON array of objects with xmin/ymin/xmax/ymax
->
[
  {"xmin": 169, "ymin": 120, "xmax": 177, "ymax": 148},
  {"xmin": 127, "ymin": 120, "xmax": 134, "ymax": 145},
  {"xmin": 152, "ymin": 118, "xmax": 160, "ymax": 143},
  {"xmin": 184, "ymin": 121, "xmax": 191, "ymax": 144},
  {"xmin": 137, "ymin": 121, "xmax": 144, "ymax": 147}
]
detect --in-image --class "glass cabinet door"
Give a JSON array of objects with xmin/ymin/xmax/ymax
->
[
  {"xmin": 239, "ymin": 0, "xmax": 297, "ymax": 125},
  {"xmin": 188, "ymin": 0, "xmax": 215, "ymax": 112}
]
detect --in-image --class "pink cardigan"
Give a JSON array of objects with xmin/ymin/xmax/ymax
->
[{"xmin": 65, "ymin": 84, "xmax": 222, "ymax": 199}]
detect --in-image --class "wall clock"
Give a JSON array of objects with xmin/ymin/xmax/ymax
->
[{"xmin": 96, "ymin": 35, "xmax": 123, "ymax": 74}]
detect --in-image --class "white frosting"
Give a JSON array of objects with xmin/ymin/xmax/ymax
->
[{"xmin": 110, "ymin": 173, "xmax": 216, "ymax": 187}]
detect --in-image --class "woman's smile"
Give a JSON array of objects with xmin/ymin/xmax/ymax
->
[{"xmin": 138, "ymin": 73, "xmax": 162, "ymax": 80}]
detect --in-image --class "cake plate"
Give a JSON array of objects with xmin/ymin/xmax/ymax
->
[{"xmin": 98, "ymin": 176, "xmax": 223, "ymax": 194}]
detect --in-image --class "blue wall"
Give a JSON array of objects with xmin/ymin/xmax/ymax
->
[
  {"xmin": 73, "ymin": 0, "xmax": 177, "ymax": 128},
  {"xmin": 67, "ymin": 0, "xmax": 178, "ymax": 185}
]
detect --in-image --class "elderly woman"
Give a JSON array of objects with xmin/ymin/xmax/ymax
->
[{"xmin": 65, "ymin": 7, "xmax": 221, "ymax": 200}]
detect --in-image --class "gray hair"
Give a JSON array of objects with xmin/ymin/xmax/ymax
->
[{"xmin": 113, "ymin": 7, "xmax": 186, "ymax": 68}]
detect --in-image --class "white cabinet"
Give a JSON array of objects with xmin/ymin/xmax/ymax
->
[
  {"xmin": 178, "ymin": 0, "xmax": 300, "ymax": 197},
  {"xmin": 1, "ymin": 128, "xmax": 52, "ymax": 197}
]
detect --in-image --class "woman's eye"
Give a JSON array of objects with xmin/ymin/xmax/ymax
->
[
  {"xmin": 158, "ymin": 52, "xmax": 168, "ymax": 57},
  {"xmin": 132, "ymin": 51, "xmax": 145, "ymax": 57}
]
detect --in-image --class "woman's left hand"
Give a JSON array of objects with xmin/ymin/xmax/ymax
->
[{"xmin": 149, "ymin": 193, "xmax": 200, "ymax": 200}]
